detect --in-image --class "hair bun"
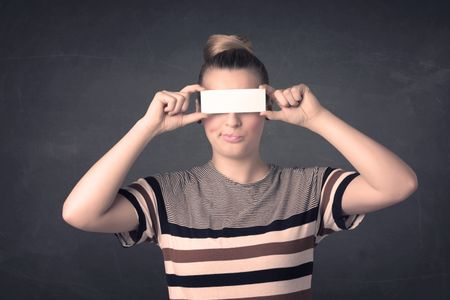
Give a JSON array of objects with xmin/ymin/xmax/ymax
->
[{"xmin": 203, "ymin": 34, "xmax": 254, "ymax": 61}]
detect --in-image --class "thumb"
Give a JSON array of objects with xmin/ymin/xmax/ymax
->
[
  {"xmin": 181, "ymin": 112, "xmax": 208, "ymax": 126},
  {"xmin": 260, "ymin": 110, "xmax": 283, "ymax": 121}
]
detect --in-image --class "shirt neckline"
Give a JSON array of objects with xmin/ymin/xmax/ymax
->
[{"xmin": 206, "ymin": 160, "xmax": 276, "ymax": 187}]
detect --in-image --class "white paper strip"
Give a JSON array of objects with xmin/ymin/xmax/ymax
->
[{"xmin": 200, "ymin": 88, "xmax": 266, "ymax": 114}]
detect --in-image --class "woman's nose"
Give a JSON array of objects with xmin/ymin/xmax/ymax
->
[{"xmin": 225, "ymin": 113, "xmax": 242, "ymax": 127}]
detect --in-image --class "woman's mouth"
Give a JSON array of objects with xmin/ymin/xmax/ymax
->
[{"xmin": 221, "ymin": 134, "xmax": 243, "ymax": 143}]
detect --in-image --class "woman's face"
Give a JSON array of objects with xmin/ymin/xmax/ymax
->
[{"xmin": 200, "ymin": 68, "xmax": 266, "ymax": 160}]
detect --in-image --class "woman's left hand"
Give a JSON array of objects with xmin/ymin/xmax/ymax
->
[{"xmin": 259, "ymin": 83, "xmax": 327, "ymax": 128}]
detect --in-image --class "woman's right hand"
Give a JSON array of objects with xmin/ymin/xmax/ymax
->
[{"xmin": 140, "ymin": 84, "xmax": 208, "ymax": 136}]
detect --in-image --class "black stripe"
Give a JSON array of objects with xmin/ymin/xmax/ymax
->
[
  {"xmin": 144, "ymin": 176, "xmax": 169, "ymax": 233},
  {"xmin": 317, "ymin": 167, "xmax": 336, "ymax": 224},
  {"xmin": 322, "ymin": 167, "xmax": 335, "ymax": 189},
  {"xmin": 332, "ymin": 172, "xmax": 360, "ymax": 230},
  {"xmin": 131, "ymin": 183, "xmax": 160, "ymax": 244},
  {"xmin": 163, "ymin": 207, "xmax": 318, "ymax": 238},
  {"xmin": 118, "ymin": 188, "xmax": 147, "ymax": 242},
  {"xmin": 166, "ymin": 261, "xmax": 314, "ymax": 288}
]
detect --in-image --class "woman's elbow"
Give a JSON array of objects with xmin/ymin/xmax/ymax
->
[
  {"xmin": 408, "ymin": 171, "xmax": 419, "ymax": 195},
  {"xmin": 396, "ymin": 171, "xmax": 419, "ymax": 202}
]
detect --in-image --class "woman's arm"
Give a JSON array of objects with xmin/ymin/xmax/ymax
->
[
  {"xmin": 62, "ymin": 119, "xmax": 158, "ymax": 229},
  {"xmin": 260, "ymin": 83, "xmax": 418, "ymax": 215},
  {"xmin": 305, "ymin": 109, "xmax": 418, "ymax": 215},
  {"xmin": 62, "ymin": 84, "xmax": 207, "ymax": 231}
]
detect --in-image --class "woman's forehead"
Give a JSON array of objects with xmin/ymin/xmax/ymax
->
[{"xmin": 202, "ymin": 68, "xmax": 260, "ymax": 89}]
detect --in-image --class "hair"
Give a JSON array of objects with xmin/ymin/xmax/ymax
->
[{"xmin": 197, "ymin": 34, "xmax": 269, "ymax": 86}]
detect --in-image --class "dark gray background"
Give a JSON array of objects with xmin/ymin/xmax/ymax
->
[{"xmin": 1, "ymin": 0, "xmax": 449, "ymax": 299}]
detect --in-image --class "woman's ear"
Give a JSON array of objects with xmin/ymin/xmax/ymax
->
[
  {"xmin": 195, "ymin": 97, "xmax": 201, "ymax": 112},
  {"xmin": 265, "ymin": 93, "xmax": 273, "ymax": 111},
  {"xmin": 195, "ymin": 97, "xmax": 202, "ymax": 124},
  {"xmin": 264, "ymin": 94, "xmax": 272, "ymax": 121}
]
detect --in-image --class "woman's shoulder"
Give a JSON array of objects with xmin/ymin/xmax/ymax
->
[
  {"xmin": 145, "ymin": 162, "xmax": 210, "ymax": 186},
  {"xmin": 270, "ymin": 164, "xmax": 331, "ymax": 185},
  {"xmin": 275, "ymin": 164, "xmax": 329, "ymax": 175}
]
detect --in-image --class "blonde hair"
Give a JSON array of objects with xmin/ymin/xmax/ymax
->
[
  {"xmin": 197, "ymin": 33, "xmax": 269, "ymax": 85},
  {"xmin": 203, "ymin": 34, "xmax": 254, "ymax": 61}
]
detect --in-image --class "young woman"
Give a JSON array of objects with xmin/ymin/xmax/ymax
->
[{"xmin": 62, "ymin": 34, "xmax": 418, "ymax": 299}]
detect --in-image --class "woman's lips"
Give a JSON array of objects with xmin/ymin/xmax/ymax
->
[{"xmin": 222, "ymin": 134, "xmax": 243, "ymax": 143}]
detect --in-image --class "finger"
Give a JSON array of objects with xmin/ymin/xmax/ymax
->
[
  {"xmin": 178, "ymin": 90, "xmax": 195, "ymax": 113},
  {"xmin": 180, "ymin": 83, "xmax": 206, "ymax": 93},
  {"xmin": 153, "ymin": 91, "xmax": 167, "ymax": 110},
  {"xmin": 283, "ymin": 88, "xmax": 298, "ymax": 106},
  {"xmin": 260, "ymin": 110, "xmax": 284, "ymax": 121},
  {"xmin": 273, "ymin": 89, "xmax": 290, "ymax": 107},
  {"xmin": 181, "ymin": 96, "xmax": 190, "ymax": 112},
  {"xmin": 179, "ymin": 84, "xmax": 205, "ymax": 113},
  {"xmin": 160, "ymin": 91, "xmax": 177, "ymax": 113},
  {"xmin": 170, "ymin": 92, "xmax": 186, "ymax": 115},
  {"xmin": 296, "ymin": 84, "xmax": 310, "ymax": 97},
  {"xmin": 291, "ymin": 85, "xmax": 302, "ymax": 102},
  {"xmin": 259, "ymin": 84, "xmax": 276, "ymax": 98},
  {"xmin": 181, "ymin": 112, "xmax": 208, "ymax": 126}
]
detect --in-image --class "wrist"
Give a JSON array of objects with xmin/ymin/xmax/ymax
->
[
  {"xmin": 302, "ymin": 108, "xmax": 332, "ymax": 133},
  {"xmin": 135, "ymin": 118, "xmax": 160, "ymax": 140}
]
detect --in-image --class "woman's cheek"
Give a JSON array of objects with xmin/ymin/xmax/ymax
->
[
  {"xmin": 245, "ymin": 115, "xmax": 265, "ymax": 132},
  {"xmin": 203, "ymin": 116, "xmax": 222, "ymax": 135}
]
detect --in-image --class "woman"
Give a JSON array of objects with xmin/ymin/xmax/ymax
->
[{"xmin": 62, "ymin": 34, "xmax": 418, "ymax": 299}]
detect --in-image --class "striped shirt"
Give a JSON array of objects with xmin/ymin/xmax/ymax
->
[{"xmin": 114, "ymin": 160, "xmax": 365, "ymax": 299}]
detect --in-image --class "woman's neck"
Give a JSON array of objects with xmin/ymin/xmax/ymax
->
[{"xmin": 210, "ymin": 155, "xmax": 271, "ymax": 184}]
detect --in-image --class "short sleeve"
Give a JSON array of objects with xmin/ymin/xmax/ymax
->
[
  {"xmin": 114, "ymin": 177, "xmax": 161, "ymax": 248},
  {"xmin": 315, "ymin": 167, "xmax": 365, "ymax": 244}
]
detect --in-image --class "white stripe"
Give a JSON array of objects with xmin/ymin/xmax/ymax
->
[
  {"xmin": 164, "ymin": 248, "xmax": 314, "ymax": 275},
  {"xmin": 138, "ymin": 178, "xmax": 162, "ymax": 240},
  {"xmin": 168, "ymin": 275, "xmax": 312, "ymax": 299},
  {"xmin": 116, "ymin": 178, "xmax": 161, "ymax": 246},
  {"xmin": 159, "ymin": 220, "xmax": 316, "ymax": 250},
  {"xmin": 321, "ymin": 170, "xmax": 364, "ymax": 232}
]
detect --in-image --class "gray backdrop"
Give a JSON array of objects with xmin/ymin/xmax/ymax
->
[{"xmin": 1, "ymin": 0, "xmax": 449, "ymax": 299}]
